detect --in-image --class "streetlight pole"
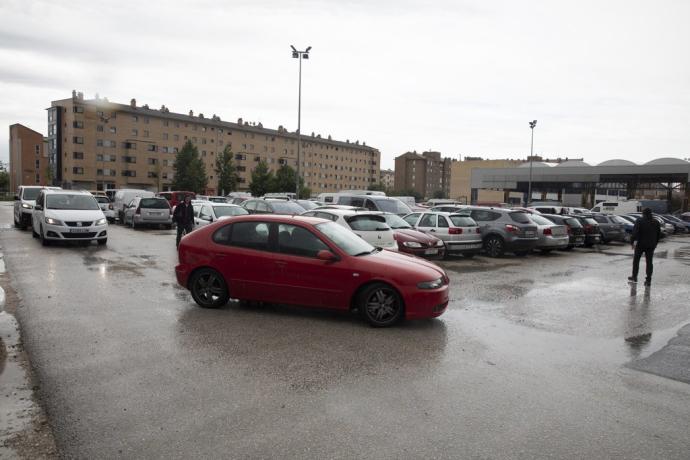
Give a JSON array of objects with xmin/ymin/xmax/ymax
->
[
  {"xmin": 291, "ymin": 45, "xmax": 311, "ymax": 198},
  {"xmin": 527, "ymin": 119, "xmax": 537, "ymax": 205}
]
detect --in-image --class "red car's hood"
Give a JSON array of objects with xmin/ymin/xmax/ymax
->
[
  {"xmin": 393, "ymin": 228, "xmax": 439, "ymax": 244},
  {"xmin": 359, "ymin": 248, "xmax": 446, "ymax": 281}
]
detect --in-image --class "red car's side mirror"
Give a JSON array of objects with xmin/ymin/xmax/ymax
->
[{"xmin": 316, "ymin": 250, "xmax": 338, "ymax": 262}]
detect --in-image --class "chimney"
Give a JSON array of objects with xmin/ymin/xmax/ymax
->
[
  {"xmin": 77, "ymin": 92, "xmax": 84, "ymax": 100},
  {"xmin": 198, "ymin": 113, "xmax": 204, "ymax": 118},
  {"xmin": 237, "ymin": 117, "xmax": 243, "ymax": 125},
  {"xmin": 130, "ymin": 98, "xmax": 136, "ymax": 107},
  {"xmin": 72, "ymin": 89, "xmax": 77, "ymax": 99},
  {"xmin": 189, "ymin": 110, "xmax": 194, "ymax": 116}
]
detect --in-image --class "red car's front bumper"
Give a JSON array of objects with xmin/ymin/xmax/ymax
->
[{"xmin": 404, "ymin": 284, "xmax": 449, "ymax": 320}]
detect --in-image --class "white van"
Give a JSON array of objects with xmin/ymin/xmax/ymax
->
[
  {"xmin": 590, "ymin": 201, "xmax": 642, "ymax": 215},
  {"xmin": 113, "ymin": 189, "xmax": 155, "ymax": 222}
]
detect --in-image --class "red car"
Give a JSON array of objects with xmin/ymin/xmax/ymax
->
[
  {"xmin": 176, "ymin": 215, "xmax": 449, "ymax": 327},
  {"xmin": 381, "ymin": 213, "xmax": 446, "ymax": 259}
]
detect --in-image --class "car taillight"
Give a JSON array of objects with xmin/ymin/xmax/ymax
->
[
  {"xmin": 109, "ymin": 203, "xmax": 113, "ymax": 210},
  {"xmin": 566, "ymin": 224, "xmax": 572, "ymax": 235},
  {"xmin": 476, "ymin": 227, "xmax": 481, "ymax": 234},
  {"xmin": 505, "ymin": 224, "xmax": 519, "ymax": 233},
  {"xmin": 543, "ymin": 227, "xmax": 552, "ymax": 235},
  {"xmin": 448, "ymin": 227, "xmax": 463, "ymax": 234},
  {"xmin": 135, "ymin": 206, "xmax": 141, "ymax": 215},
  {"xmin": 584, "ymin": 224, "xmax": 593, "ymax": 233}
]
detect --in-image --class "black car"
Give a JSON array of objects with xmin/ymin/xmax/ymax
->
[
  {"xmin": 568, "ymin": 215, "xmax": 601, "ymax": 247},
  {"xmin": 590, "ymin": 214, "xmax": 626, "ymax": 243},
  {"xmin": 241, "ymin": 198, "xmax": 305, "ymax": 215},
  {"xmin": 540, "ymin": 214, "xmax": 585, "ymax": 249}
]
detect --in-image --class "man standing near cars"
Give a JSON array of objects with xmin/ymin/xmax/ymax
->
[
  {"xmin": 173, "ymin": 195, "xmax": 194, "ymax": 248},
  {"xmin": 629, "ymin": 208, "xmax": 661, "ymax": 286}
]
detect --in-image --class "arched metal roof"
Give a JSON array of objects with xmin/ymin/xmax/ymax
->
[
  {"xmin": 598, "ymin": 159, "xmax": 637, "ymax": 166},
  {"xmin": 518, "ymin": 162, "xmax": 550, "ymax": 168},
  {"xmin": 554, "ymin": 160, "xmax": 591, "ymax": 167},
  {"xmin": 644, "ymin": 157, "xmax": 689, "ymax": 165}
]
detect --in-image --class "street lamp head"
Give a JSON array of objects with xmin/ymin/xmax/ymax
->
[
  {"xmin": 290, "ymin": 45, "xmax": 297, "ymax": 52},
  {"xmin": 292, "ymin": 51, "xmax": 299, "ymax": 58},
  {"xmin": 302, "ymin": 53, "xmax": 309, "ymax": 59},
  {"xmin": 529, "ymin": 120, "xmax": 537, "ymax": 129},
  {"xmin": 305, "ymin": 46, "xmax": 312, "ymax": 53}
]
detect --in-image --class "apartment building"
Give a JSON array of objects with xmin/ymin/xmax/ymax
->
[
  {"xmin": 46, "ymin": 91, "xmax": 380, "ymax": 193},
  {"xmin": 9, "ymin": 123, "xmax": 50, "ymax": 191},
  {"xmin": 394, "ymin": 151, "xmax": 451, "ymax": 198},
  {"xmin": 380, "ymin": 168, "xmax": 394, "ymax": 190}
]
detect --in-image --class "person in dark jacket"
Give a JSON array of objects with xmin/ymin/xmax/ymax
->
[
  {"xmin": 628, "ymin": 208, "xmax": 661, "ymax": 286},
  {"xmin": 173, "ymin": 195, "xmax": 194, "ymax": 248}
]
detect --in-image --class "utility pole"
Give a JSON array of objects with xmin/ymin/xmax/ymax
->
[
  {"xmin": 291, "ymin": 45, "xmax": 311, "ymax": 198},
  {"xmin": 527, "ymin": 120, "xmax": 537, "ymax": 205}
]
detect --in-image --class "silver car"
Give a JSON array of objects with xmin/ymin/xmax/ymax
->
[
  {"xmin": 403, "ymin": 212, "xmax": 483, "ymax": 257},
  {"xmin": 528, "ymin": 214, "xmax": 569, "ymax": 252},
  {"xmin": 194, "ymin": 203, "xmax": 248, "ymax": 227},
  {"xmin": 123, "ymin": 197, "xmax": 173, "ymax": 229}
]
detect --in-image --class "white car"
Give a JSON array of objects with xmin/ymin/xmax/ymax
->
[
  {"xmin": 93, "ymin": 195, "xmax": 117, "ymax": 222},
  {"xmin": 14, "ymin": 185, "xmax": 61, "ymax": 230},
  {"xmin": 31, "ymin": 189, "xmax": 108, "ymax": 246},
  {"xmin": 194, "ymin": 203, "xmax": 248, "ymax": 227},
  {"xmin": 300, "ymin": 209, "xmax": 398, "ymax": 251}
]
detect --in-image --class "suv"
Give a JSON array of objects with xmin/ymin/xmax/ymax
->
[
  {"xmin": 14, "ymin": 186, "xmax": 61, "ymax": 230},
  {"xmin": 31, "ymin": 189, "xmax": 108, "ymax": 246},
  {"xmin": 336, "ymin": 195, "xmax": 412, "ymax": 216},
  {"xmin": 403, "ymin": 212, "xmax": 482, "ymax": 257},
  {"xmin": 590, "ymin": 214, "xmax": 625, "ymax": 243},
  {"xmin": 123, "ymin": 197, "xmax": 173, "ymax": 229},
  {"xmin": 456, "ymin": 207, "xmax": 539, "ymax": 257},
  {"xmin": 113, "ymin": 189, "xmax": 155, "ymax": 222}
]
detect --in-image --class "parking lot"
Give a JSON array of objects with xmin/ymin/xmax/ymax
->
[{"xmin": 1, "ymin": 202, "xmax": 690, "ymax": 459}]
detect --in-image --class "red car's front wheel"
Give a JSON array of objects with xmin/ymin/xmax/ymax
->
[
  {"xmin": 190, "ymin": 268, "xmax": 229, "ymax": 308},
  {"xmin": 358, "ymin": 283, "xmax": 404, "ymax": 327}
]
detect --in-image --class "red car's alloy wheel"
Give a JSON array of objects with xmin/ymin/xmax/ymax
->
[
  {"xmin": 359, "ymin": 283, "xmax": 403, "ymax": 327},
  {"xmin": 190, "ymin": 269, "xmax": 229, "ymax": 308}
]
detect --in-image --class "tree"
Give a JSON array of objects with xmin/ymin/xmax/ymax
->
[
  {"xmin": 215, "ymin": 145, "xmax": 237, "ymax": 195},
  {"xmin": 432, "ymin": 190, "xmax": 447, "ymax": 199},
  {"xmin": 249, "ymin": 160, "xmax": 274, "ymax": 197},
  {"xmin": 272, "ymin": 164, "xmax": 298, "ymax": 193},
  {"xmin": 369, "ymin": 182, "xmax": 388, "ymax": 193},
  {"xmin": 0, "ymin": 170, "xmax": 8, "ymax": 192},
  {"xmin": 172, "ymin": 140, "xmax": 207, "ymax": 193}
]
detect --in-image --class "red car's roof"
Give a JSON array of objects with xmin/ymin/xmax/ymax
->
[{"xmin": 226, "ymin": 214, "xmax": 327, "ymax": 225}]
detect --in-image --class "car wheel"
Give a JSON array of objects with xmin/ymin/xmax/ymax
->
[
  {"xmin": 484, "ymin": 235, "xmax": 504, "ymax": 258},
  {"xmin": 98, "ymin": 238, "xmax": 107, "ymax": 246},
  {"xmin": 40, "ymin": 226, "xmax": 50, "ymax": 247},
  {"xmin": 190, "ymin": 268, "xmax": 229, "ymax": 308},
  {"xmin": 358, "ymin": 283, "xmax": 404, "ymax": 327}
]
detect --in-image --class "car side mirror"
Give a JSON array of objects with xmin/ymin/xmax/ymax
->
[
  {"xmin": 35, "ymin": 205, "xmax": 43, "ymax": 211},
  {"xmin": 14, "ymin": 195, "xmax": 19, "ymax": 201},
  {"xmin": 316, "ymin": 250, "xmax": 339, "ymax": 262}
]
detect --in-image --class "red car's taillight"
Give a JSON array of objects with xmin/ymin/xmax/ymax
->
[
  {"xmin": 476, "ymin": 227, "xmax": 481, "ymax": 234},
  {"xmin": 543, "ymin": 227, "xmax": 552, "ymax": 235},
  {"xmin": 505, "ymin": 224, "xmax": 519, "ymax": 233},
  {"xmin": 448, "ymin": 227, "xmax": 463, "ymax": 234}
]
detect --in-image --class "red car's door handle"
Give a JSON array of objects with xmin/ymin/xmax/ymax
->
[
  {"xmin": 275, "ymin": 261, "xmax": 287, "ymax": 266},
  {"xmin": 213, "ymin": 253, "xmax": 227, "ymax": 258}
]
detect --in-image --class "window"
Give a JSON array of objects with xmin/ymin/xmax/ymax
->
[
  {"xmin": 147, "ymin": 172, "xmax": 158, "ymax": 178},
  {"xmin": 109, "ymin": 126, "xmax": 117, "ymax": 134},
  {"xmin": 132, "ymin": 115, "xmax": 138, "ymax": 122},
  {"xmin": 143, "ymin": 130, "xmax": 149, "ymax": 137},
  {"xmin": 132, "ymin": 129, "xmax": 138, "ymax": 136},
  {"xmin": 419, "ymin": 214, "xmax": 438, "ymax": 227},
  {"xmin": 226, "ymin": 222, "xmax": 270, "ymax": 251},
  {"xmin": 174, "ymin": 134, "xmax": 179, "ymax": 141},
  {"xmin": 97, "ymin": 124, "xmax": 104, "ymax": 132},
  {"xmin": 123, "ymin": 142, "xmax": 137, "ymax": 149},
  {"xmin": 163, "ymin": 120, "xmax": 169, "ymax": 127},
  {"xmin": 144, "ymin": 117, "xmax": 149, "ymax": 124},
  {"xmin": 72, "ymin": 167, "xmax": 84, "ymax": 174},
  {"xmin": 235, "ymin": 154, "xmax": 246, "ymax": 160},
  {"xmin": 35, "ymin": 159, "xmax": 40, "ymax": 169},
  {"xmin": 277, "ymin": 224, "xmax": 328, "ymax": 258},
  {"xmin": 162, "ymin": 133, "xmax": 168, "ymax": 140},
  {"xmin": 202, "ymin": 138, "xmax": 206, "ymax": 144},
  {"xmin": 122, "ymin": 170, "xmax": 136, "ymax": 177},
  {"xmin": 122, "ymin": 156, "xmax": 136, "ymax": 163},
  {"xmin": 147, "ymin": 144, "xmax": 157, "ymax": 152},
  {"xmin": 73, "ymin": 121, "xmax": 84, "ymax": 128},
  {"xmin": 35, "ymin": 173, "xmax": 40, "ymax": 184},
  {"xmin": 73, "ymin": 152, "xmax": 84, "ymax": 159},
  {"xmin": 470, "ymin": 210, "xmax": 500, "ymax": 222},
  {"xmin": 73, "ymin": 106, "xmax": 84, "ymax": 113},
  {"xmin": 236, "ymin": 166, "xmax": 246, "ymax": 172},
  {"xmin": 73, "ymin": 136, "xmax": 84, "ymax": 144},
  {"xmin": 148, "ymin": 158, "xmax": 158, "ymax": 165},
  {"xmin": 508, "ymin": 212, "xmax": 531, "ymax": 224}
]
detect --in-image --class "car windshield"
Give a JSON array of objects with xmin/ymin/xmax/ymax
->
[
  {"xmin": 449, "ymin": 215, "xmax": 477, "ymax": 227},
  {"xmin": 22, "ymin": 188, "xmax": 42, "ymax": 200},
  {"xmin": 95, "ymin": 196, "xmax": 110, "ymax": 204},
  {"xmin": 611, "ymin": 216, "xmax": 629, "ymax": 224},
  {"xmin": 509, "ymin": 212, "xmax": 532, "ymax": 224},
  {"xmin": 315, "ymin": 221, "xmax": 375, "ymax": 256},
  {"xmin": 296, "ymin": 200, "xmax": 318, "ymax": 210},
  {"xmin": 214, "ymin": 206, "xmax": 248, "ymax": 217},
  {"xmin": 46, "ymin": 194, "xmax": 100, "ymax": 210},
  {"xmin": 140, "ymin": 198, "xmax": 169, "ymax": 209},
  {"xmin": 565, "ymin": 218, "xmax": 582, "ymax": 228},
  {"xmin": 346, "ymin": 215, "xmax": 391, "ymax": 231},
  {"xmin": 529, "ymin": 214, "xmax": 553, "ymax": 225},
  {"xmin": 376, "ymin": 199, "xmax": 412, "ymax": 214},
  {"xmin": 382, "ymin": 214, "xmax": 412, "ymax": 229},
  {"xmin": 583, "ymin": 218, "xmax": 598, "ymax": 226},
  {"xmin": 270, "ymin": 201, "xmax": 305, "ymax": 214}
]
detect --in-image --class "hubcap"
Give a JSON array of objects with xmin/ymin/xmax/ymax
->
[
  {"xmin": 195, "ymin": 273, "xmax": 224, "ymax": 304},
  {"xmin": 366, "ymin": 289, "xmax": 398, "ymax": 322}
]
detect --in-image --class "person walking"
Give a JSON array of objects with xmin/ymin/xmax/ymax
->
[
  {"xmin": 173, "ymin": 194, "xmax": 194, "ymax": 248},
  {"xmin": 628, "ymin": 208, "xmax": 661, "ymax": 286}
]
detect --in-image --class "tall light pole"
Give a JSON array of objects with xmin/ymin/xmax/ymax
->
[
  {"xmin": 527, "ymin": 119, "xmax": 537, "ymax": 205},
  {"xmin": 291, "ymin": 45, "xmax": 311, "ymax": 198}
]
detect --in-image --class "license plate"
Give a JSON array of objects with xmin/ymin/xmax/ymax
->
[
  {"xmin": 425, "ymin": 249, "xmax": 439, "ymax": 255},
  {"xmin": 69, "ymin": 228, "xmax": 90, "ymax": 233},
  {"xmin": 576, "ymin": 237, "xmax": 584, "ymax": 242},
  {"xmin": 525, "ymin": 231, "xmax": 535, "ymax": 237},
  {"xmin": 149, "ymin": 212, "xmax": 163, "ymax": 216},
  {"xmin": 465, "ymin": 243, "xmax": 483, "ymax": 249}
]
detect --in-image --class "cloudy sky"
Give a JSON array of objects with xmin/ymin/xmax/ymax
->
[{"xmin": 1, "ymin": 0, "xmax": 689, "ymax": 170}]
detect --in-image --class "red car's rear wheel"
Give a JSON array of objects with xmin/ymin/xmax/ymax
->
[{"xmin": 190, "ymin": 268, "xmax": 229, "ymax": 308}]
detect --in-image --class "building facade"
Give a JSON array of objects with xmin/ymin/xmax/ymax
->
[
  {"xmin": 9, "ymin": 123, "xmax": 50, "ymax": 192},
  {"xmin": 380, "ymin": 168, "xmax": 394, "ymax": 190},
  {"xmin": 450, "ymin": 157, "xmax": 524, "ymax": 204},
  {"xmin": 394, "ymin": 151, "xmax": 451, "ymax": 199},
  {"xmin": 46, "ymin": 91, "xmax": 380, "ymax": 194}
]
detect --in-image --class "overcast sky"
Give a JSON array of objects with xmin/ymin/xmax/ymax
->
[{"xmin": 2, "ymin": 0, "xmax": 689, "ymax": 170}]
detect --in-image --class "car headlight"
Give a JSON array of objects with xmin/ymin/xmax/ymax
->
[
  {"xmin": 436, "ymin": 240, "xmax": 445, "ymax": 247},
  {"xmin": 22, "ymin": 203, "xmax": 33, "ymax": 209},
  {"xmin": 45, "ymin": 217, "xmax": 63, "ymax": 225},
  {"xmin": 95, "ymin": 218, "xmax": 107, "ymax": 226},
  {"xmin": 417, "ymin": 278, "xmax": 444, "ymax": 290},
  {"xmin": 403, "ymin": 241, "xmax": 422, "ymax": 248}
]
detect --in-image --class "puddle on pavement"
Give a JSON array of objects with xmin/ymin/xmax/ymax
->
[
  {"xmin": 83, "ymin": 253, "xmax": 158, "ymax": 276},
  {"xmin": 673, "ymin": 246, "xmax": 690, "ymax": 265}
]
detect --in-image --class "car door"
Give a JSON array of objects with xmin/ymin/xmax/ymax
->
[
  {"xmin": 32, "ymin": 191, "xmax": 45, "ymax": 230},
  {"xmin": 416, "ymin": 213, "xmax": 438, "ymax": 234},
  {"xmin": 197, "ymin": 205, "xmax": 213, "ymax": 227},
  {"xmin": 124, "ymin": 198, "xmax": 136, "ymax": 223},
  {"xmin": 403, "ymin": 213, "xmax": 421, "ymax": 227},
  {"xmin": 272, "ymin": 223, "xmax": 347, "ymax": 308},
  {"xmin": 211, "ymin": 221, "xmax": 279, "ymax": 303}
]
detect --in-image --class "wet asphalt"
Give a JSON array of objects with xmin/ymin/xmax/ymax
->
[{"xmin": 1, "ymin": 203, "xmax": 689, "ymax": 459}]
